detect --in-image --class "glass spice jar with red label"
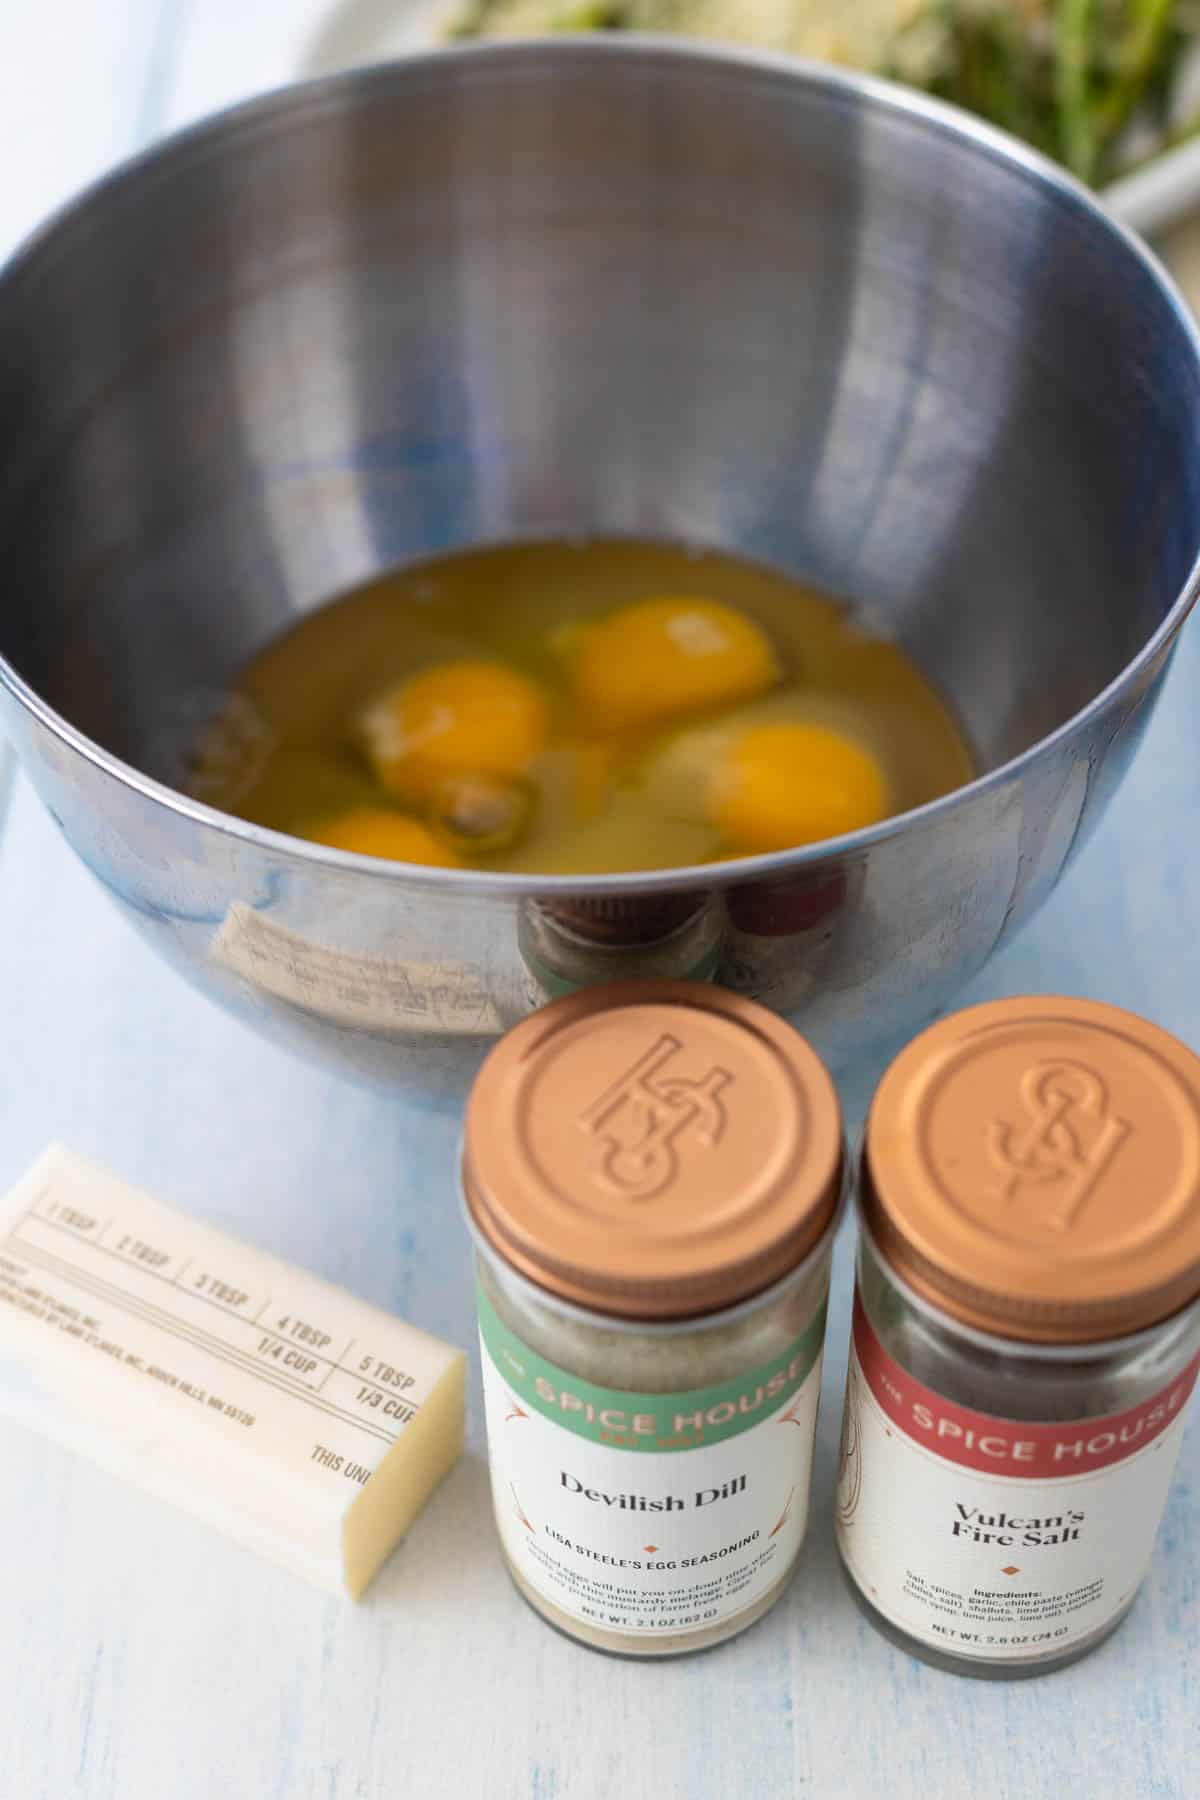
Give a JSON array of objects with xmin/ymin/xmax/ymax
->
[
  {"xmin": 462, "ymin": 980, "xmax": 845, "ymax": 1656},
  {"xmin": 837, "ymin": 996, "xmax": 1200, "ymax": 1677}
]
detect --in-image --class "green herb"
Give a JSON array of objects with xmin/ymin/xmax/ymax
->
[{"xmin": 886, "ymin": 0, "xmax": 1194, "ymax": 182}]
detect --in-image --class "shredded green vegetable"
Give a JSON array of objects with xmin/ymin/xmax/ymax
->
[{"xmin": 447, "ymin": 0, "xmax": 1200, "ymax": 186}]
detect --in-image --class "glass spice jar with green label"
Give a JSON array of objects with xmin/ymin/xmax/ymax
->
[
  {"xmin": 515, "ymin": 893, "xmax": 722, "ymax": 1011},
  {"xmin": 462, "ymin": 979, "xmax": 844, "ymax": 1656}
]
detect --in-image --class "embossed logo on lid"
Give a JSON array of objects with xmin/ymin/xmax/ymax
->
[
  {"xmin": 986, "ymin": 1058, "xmax": 1131, "ymax": 1230},
  {"xmin": 862, "ymin": 997, "xmax": 1200, "ymax": 1342},
  {"xmin": 577, "ymin": 1032, "xmax": 733, "ymax": 1201},
  {"xmin": 463, "ymin": 981, "xmax": 843, "ymax": 1319}
]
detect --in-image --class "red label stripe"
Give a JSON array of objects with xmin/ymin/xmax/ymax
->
[{"xmin": 853, "ymin": 1292, "xmax": 1200, "ymax": 1479}]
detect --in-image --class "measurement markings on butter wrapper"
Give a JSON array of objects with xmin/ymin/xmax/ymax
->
[
  {"xmin": 0, "ymin": 1205, "xmax": 419, "ymax": 1449},
  {"xmin": 16, "ymin": 1199, "xmax": 423, "ymax": 1413},
  {"xmin": 2, "ymin": 1238, "xmax": 400, "ymax": 1449},
  {"xmin": 14, "ymin": 1190, "xmax": 429, "ymax": 1415}
]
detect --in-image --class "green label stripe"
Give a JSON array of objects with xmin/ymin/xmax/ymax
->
[{"xmin": 477, "ymin": 1283, "xmax": 826, "ymax": 1453}]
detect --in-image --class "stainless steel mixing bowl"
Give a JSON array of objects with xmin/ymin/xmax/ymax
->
[{"xmin": 2, "ymin": 41, "xmax": 1199, "ymax": 1092}]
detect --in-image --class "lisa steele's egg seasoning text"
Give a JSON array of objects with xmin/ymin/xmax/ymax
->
[
  {"xmin": 463, "ymin": 981, "xmax": 844, "ymax": 1658},
  {"xmin": 837, "ymin": 997, "xmax": 1200, "ymax": 1678}
]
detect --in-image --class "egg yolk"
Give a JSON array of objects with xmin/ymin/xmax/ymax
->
[
  {"xmin": 712, "ymin": 721, "xmax": 888, "ymax": 853},
  {"xmin": 307, "ymin": 807, "xmax": 463, "ymax": 867},
  {"xmin": 359, "ymin": 660, "xmax": 549, "ymax": 802},
  {"xmin": 567, "ymin": 597, "xmax": 778, "ymax": 732},
  {"xmin": 569, "ymin": 740, "xmax": 620, "ymax": 821}
]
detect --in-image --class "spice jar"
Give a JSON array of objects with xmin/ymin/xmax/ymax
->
[
  {"xmin": 463, "ymin": 980, "xmax": 844, "ymax": 1656},
  {"xmin": 516, "ymin": 893, "xmax": 722, "ymax": 1011},
  {"xmin": 837, "ymin": 996, "xmax": 1200, "ymax": 1677}
]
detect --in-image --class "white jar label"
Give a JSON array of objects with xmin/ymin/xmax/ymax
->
[
  {"xmin": 837, "ymin": 1291, "xmax": 1200, "ymax": 1661},
  {"xmin": 478, "ymin": 1284, "xmax": 826, "ymax": 1639}
]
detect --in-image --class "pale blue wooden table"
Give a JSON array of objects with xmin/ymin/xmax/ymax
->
[{"xmin": 0, "ymin": 7, "xmax": 1196, "ymax": 1795}]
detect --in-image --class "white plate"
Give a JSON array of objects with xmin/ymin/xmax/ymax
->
[
  {"xmin": 300, "ymin": 0, "xmax": 453, "ymax": 67},
  {"xmin": 1104, "ymin": 136, "xmax": 1200, "ymax": 237}
]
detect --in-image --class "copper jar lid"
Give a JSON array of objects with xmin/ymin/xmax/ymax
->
[
  {"xmin": 862, "ymin": 996, "xmax": 1200, "ymax": 1343},
  {"xmin": 463, "ymin": 980, "xmax": 843, "ymax": 1320}
]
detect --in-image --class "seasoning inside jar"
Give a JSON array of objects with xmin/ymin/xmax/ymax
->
[
  {"xmin": 462, "ymin": 979, "xmax": 844, "ymax": 1657},
  {"xmin": 837, "ymin": 996, "xmax": 1200, "ymax": 1678}
]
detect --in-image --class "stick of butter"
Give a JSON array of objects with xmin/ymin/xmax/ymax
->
[{"xmin": 0, "ymin": 1147, "xmax": 465, "ymax": 1598}]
